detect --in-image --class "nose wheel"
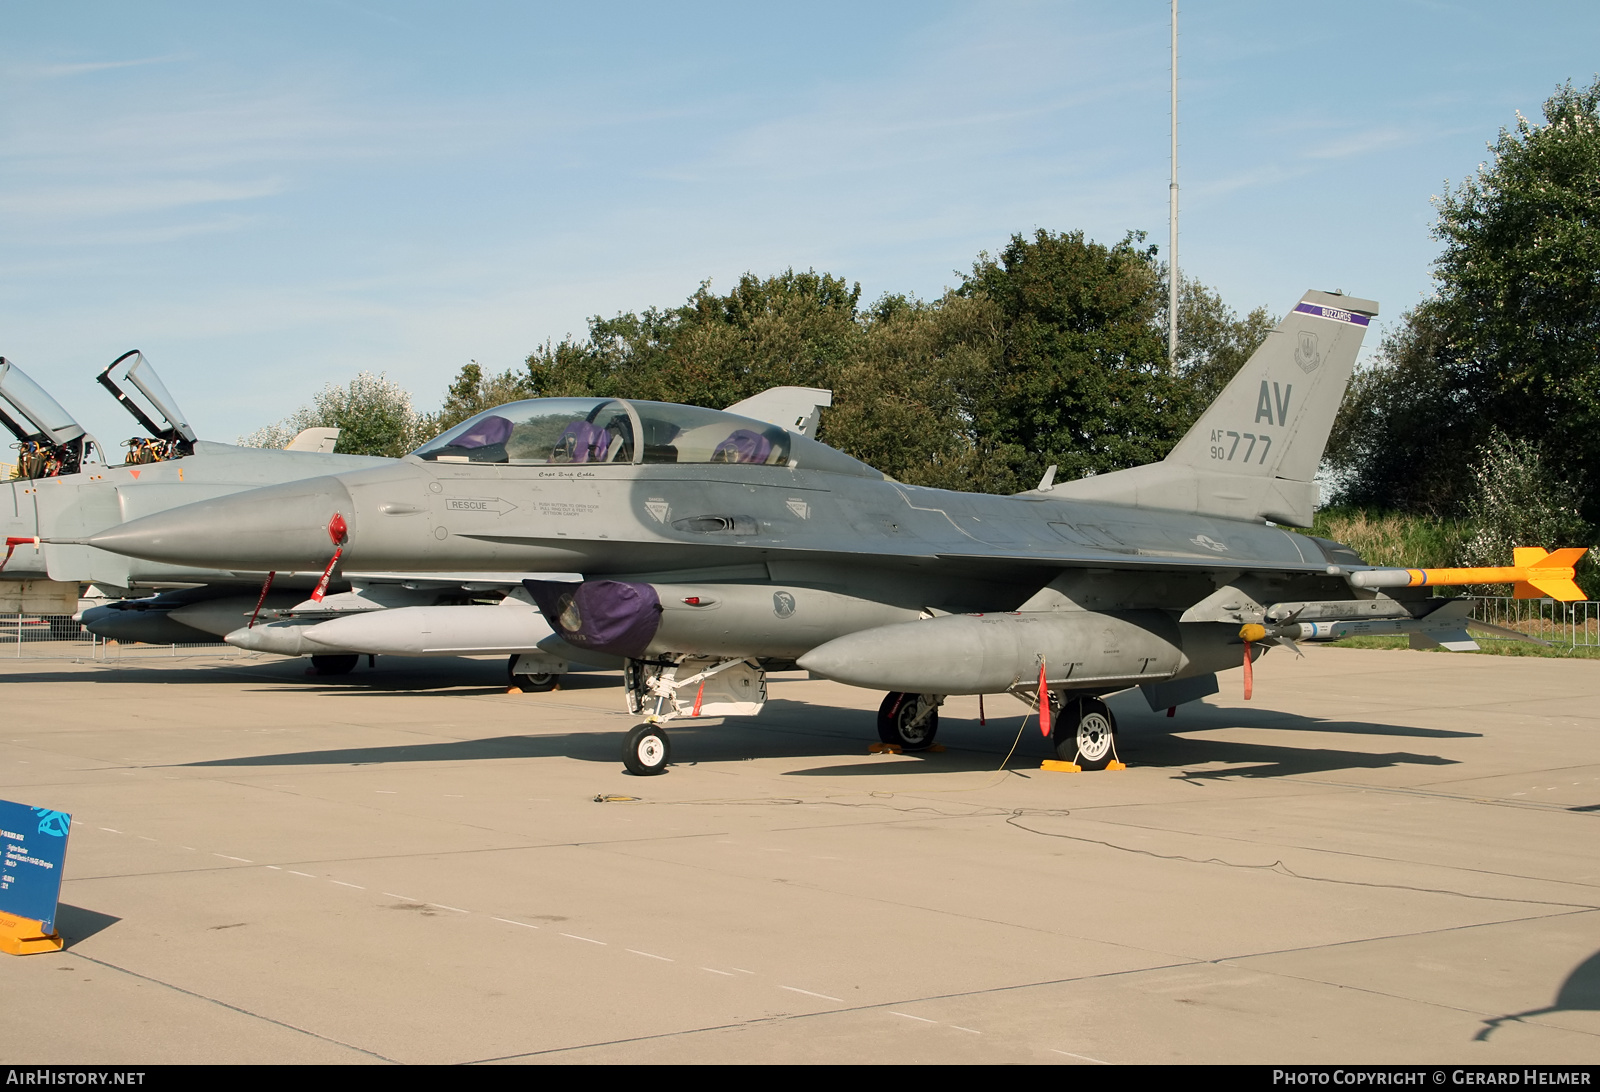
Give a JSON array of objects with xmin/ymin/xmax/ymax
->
[{"xmin": 623, "ymin": 723, "xmax": 671, "ymax": 776}]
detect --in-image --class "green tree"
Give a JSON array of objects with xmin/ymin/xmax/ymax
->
[
  {"xmin": 1164, "ymin": 279, "xmax": 1276, "ymax": 412},
  {"xmin": 240, "ymin": 372, "xmax": 429, "ymax": 457},
  {"xmin": 526, "ymin": 270, "xmax": 864, "ymax": 408},
  {"xmin": 435, "ymin": 361, "xmax": 533, "ymax": 433},
  {"xmin": 1329, "ymin": 78, "xmax": 1600, "ymax": 524},
  {"xmin": 960, "ymin": 230, "xmax": 1180, "ymax": 492},
  {"xmin": 519, "ymin": 236, "xmax": 1270, "ymax": 494},
  {"xmin": 828, "ymin": 291, "xmax": 1010, "ymax": 491},
  {"xmin": 1458, "ymin": 430, "xmax": 1593, "ymax": 578}
]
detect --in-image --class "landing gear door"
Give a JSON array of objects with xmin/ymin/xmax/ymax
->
[
  {"xmin": 624, "ymin": 658, "xmax": 768, "ymax": 720},
  {"xmin": 675, "ymin": 658, "xmax": 767, "ymax": 717}
]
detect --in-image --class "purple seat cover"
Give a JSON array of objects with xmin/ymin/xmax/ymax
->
[
  {"xmin": 557, "ymin": 420, "xmax": 612, "ymax": 463},
  {"xmin": 712, "ymin": 429, "xmax": 772, "ymax": 464},
  {"xmin": 454, "ymin": 415, "xmax": 513, "ymax": 448}
]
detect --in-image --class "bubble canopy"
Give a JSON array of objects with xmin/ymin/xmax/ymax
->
[{"xmin": 411, "ymin": 398, "xmax": 882, "ymax": 479}]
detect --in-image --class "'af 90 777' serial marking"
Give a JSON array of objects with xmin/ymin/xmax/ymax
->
[{"xmin": 1209, "ymin": 429, "xmax": 1272, "ymax": 464}]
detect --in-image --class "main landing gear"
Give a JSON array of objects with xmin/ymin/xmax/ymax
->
[
  {"xmin": 1051, "ymin": 694, "xmax": 1119, "ymax": 771},
  {"xmin": 506, "ymin": 654, "xmax": 561, "ymax": 693},
  {"xmin": 877, "ymin": 692, "xmax": 942, "ymax": 751}
]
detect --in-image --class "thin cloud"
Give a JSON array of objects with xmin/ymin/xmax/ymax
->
[
  {"xmin": 0, "ymin": 178, "xmax": 285, "ymax": 220},
  {"xmin": 34, "ymin": 55, "xmax": 184, "ymax": 78}
]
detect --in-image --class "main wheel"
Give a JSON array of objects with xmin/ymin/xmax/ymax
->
[
  {"xmin": 506, "ymin": 654, "xmax": 560, "ymax": 692},
  {"xmin": 1053, "ymin": 696, "xmax": 1117, "ymax": 771},
  {"xmin": 310, "ymin": 654, "xmax": 359, "ymax": 676},
  {"xmin": 877, "ymin": 692, "xmax": 939, "ymax": 751},
  {"xmin": 623, "ymin": 723, "xmax": 671, "ymax": 776}
]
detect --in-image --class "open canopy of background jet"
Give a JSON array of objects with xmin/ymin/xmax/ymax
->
[
  {"xmin": 0, "ymin": 358, "xmax": 96, "ymax": 478},
  {"xmin": 98, "ymin": 350, "xmax": 198, "ymax": 464}
]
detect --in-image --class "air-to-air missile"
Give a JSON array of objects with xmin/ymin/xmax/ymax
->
[{"xmin": 81, "ymin": 290, "xmax": 1587, "ymax": 776}]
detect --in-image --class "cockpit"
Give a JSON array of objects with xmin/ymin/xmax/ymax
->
[
  {"xmin": 411, "ymin": 397, "xmax": 882, "ymax": 479},
  {"xmin": 1, "ymin": 357, "xmax": 96, "ymax": 479}
]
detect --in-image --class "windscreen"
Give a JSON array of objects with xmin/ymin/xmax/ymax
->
[{"xmin": 412, "ymin": 399, "xmax": 636, "ymax": 464}]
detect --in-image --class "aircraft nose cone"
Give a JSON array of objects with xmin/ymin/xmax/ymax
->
[{"xmin": 88, "ymin": 476, "xmax": 357, "ymax": 571}]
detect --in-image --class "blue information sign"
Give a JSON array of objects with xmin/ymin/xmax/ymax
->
[{"xmin": 0, "ymin": 799, "xmax": 72, "ymax": 933}]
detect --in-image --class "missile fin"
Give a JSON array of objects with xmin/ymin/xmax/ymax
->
[
  {"xmin": 1411, "ymin": 628, "xmax": 1478, "ymax": 652},
  {"xmin": 1467, "ymin": 618, "xmax": 1552, "ymax": 647},
  {"xmin": 1524, "ymin": 576, "xmax": 1585, "ymax": 602}
]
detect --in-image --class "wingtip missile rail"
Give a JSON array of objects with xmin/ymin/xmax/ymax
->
[{"xmin": 1342, "ymin": 548, "xmax": 1588, "ymax": 603}]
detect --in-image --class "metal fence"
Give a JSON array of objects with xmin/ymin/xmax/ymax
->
[
  {"xmin": 0, "ymin": 613, "xmax": 239, "ymax": 661},
  {"xmin": 1468, "ymin": 596, "xmax": 1600, "ymax": 649}
]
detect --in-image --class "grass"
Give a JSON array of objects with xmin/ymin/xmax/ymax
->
[{"xmin": 1309, "ymin": 507, "xmax": 1471, "ymax": 569}]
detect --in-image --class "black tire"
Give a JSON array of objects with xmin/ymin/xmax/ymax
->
[
  {"xmin": 310, "ymin": 654, "xmax": 359, "ymax": 676},
  {"xmin": 506, "ymin": 654, "xmax": 559, "ymax": 692},
  {"xmin": 1053, "ymin": 696, "xmax": 1117, "ymax": 771},
  {"xmin": 623, "ymin": 723, "xmax": 670, "ymax": 776},
  {"xmin": 876, "ymin": 692, "xmax": 939, "ymax": 751}
]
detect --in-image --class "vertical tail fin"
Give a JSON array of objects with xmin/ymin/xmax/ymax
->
[{"xmin": 1052, "ymin": 289, "xmax": 1379, "ymax": 526}]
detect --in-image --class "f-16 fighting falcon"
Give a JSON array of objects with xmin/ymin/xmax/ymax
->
[{"xmin": 83, "ymin": 290, "xmax": 1585, "ymax": 775}]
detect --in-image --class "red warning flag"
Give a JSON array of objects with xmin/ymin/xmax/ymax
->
[{"xmin": 1038, "ymin": 660, "xmax": 1051, "ymax": 737}]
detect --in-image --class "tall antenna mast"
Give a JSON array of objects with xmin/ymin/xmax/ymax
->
[{"xmin": 1168, "ymin": 0, "xmax": 1179, "ymax": 373}]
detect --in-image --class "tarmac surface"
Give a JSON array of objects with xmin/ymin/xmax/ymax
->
[{"xmin": 3, "ymin": 643, "xmax": 1600, "ymax": 1064}]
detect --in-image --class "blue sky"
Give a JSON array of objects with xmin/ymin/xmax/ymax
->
[{"xmin": 1, "ymin": 1, "xmax": 1596, "ymax": 447}]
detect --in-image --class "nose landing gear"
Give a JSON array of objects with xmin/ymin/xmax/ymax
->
[{"xmin": 623, "ymin": 723, "xmax": 671, "ymax": 776}]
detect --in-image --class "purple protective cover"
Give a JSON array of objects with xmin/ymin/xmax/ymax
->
[
  {"xmin": 557, "ymin": 420, "xmax": 611, "ymax": 463},
  {"xmin": 454, "ymin": 415, "xmax": 513, "ymax": 448},
  {"xmin": 523, "ymin": 579, "xmax": 662, "ymax": 657},
  {"xmin": 712, "ymin": 429, "xmax": 771, "ymax": 464}
]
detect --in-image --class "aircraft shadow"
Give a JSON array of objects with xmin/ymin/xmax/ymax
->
[
  {"xmin": 168, "ymin": 696, "xmax": 1458, "ymax": 781},
  {"xmin": 1126, "ymin": 700, "xmax": 1480, "ymax": 740},
  {"xmin": 54, "ymin": 904, "xmax": 121, "ymax": 948},
  {"xmin": 178, "ymin": 715, "xmax": 881, "ymax": 770},
  {"xmin": 1476, "ymin": 947, "xmax": 1600, "ymax": 1040}
]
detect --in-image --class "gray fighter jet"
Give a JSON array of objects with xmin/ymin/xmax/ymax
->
[
  {"xmin": 7, "ymin": 365, "xmax": 832, "ymax": 686},
  {"xmin": 1, "ymin": 351, "xmax": 388, "ymax": 651},
  {"xmin": 2, "ymin": 353, "xmax": 585, "ymax": 680},
  {"xmin": 87, "ymin": 290, "xmax": 1528, "ymax": 775}
]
